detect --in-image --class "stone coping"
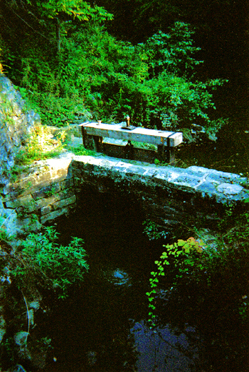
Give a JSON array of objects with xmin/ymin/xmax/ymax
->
[{"xmin": 72, "ymin": 154, "xmax": 248, "ymax": 203}]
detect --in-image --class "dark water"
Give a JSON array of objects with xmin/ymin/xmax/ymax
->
[
  {"xmin": 42, "ymin": 190, "xmax": 203, "ymax": 372},
  {"xmin": 42, "ymin": 188, "xmax": 248, "ymax": 372}
]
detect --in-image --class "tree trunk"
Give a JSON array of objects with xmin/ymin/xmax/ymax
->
[{"xmin": 56, "ymin": 17, "xmax": 61, "ymax": 54}]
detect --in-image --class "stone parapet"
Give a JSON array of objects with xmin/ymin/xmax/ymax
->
[{"xmin": 71, "ymin": 155, "xmax": 248, "ymax": 234}]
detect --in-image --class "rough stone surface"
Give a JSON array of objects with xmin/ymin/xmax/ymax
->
[
  {"xmin": 71, "ymin": 155, "xmax": 248, "ymax": 233},
  {"xmin": 0, "ymin": 75, "xmax": 39, "ymax": 187},
  {"xmin": 1, "ymin": 153, "xmax": 76, "ymax": 237},
  {"xmin": 217, "ymin": 183, "xmax": 243, "ymax": 195}
]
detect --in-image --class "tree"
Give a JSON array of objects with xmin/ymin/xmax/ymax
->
[
  {"xmin": 0, "ymin": 1, "xmax": 227, "ymax": 135},
  {"xmin": 28, "ymin": 0, "xmax": 112, "ymax": 53},
  {"xmin": 1, "ymin": 0, "xmax": 112, "ymax": 55}
]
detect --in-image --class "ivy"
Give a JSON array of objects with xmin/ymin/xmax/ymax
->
[
  {"xmin": 146, "ymin": 237, "xmax": 204, "ymax": 327},
  {"xmin": 145, "ymin": 205, "xmax": 249, "ymax": 369}
]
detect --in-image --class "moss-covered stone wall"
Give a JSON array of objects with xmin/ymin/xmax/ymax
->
[{"xmin": 1, "ymin": 154, "xmax": 76, "ymax": 238}]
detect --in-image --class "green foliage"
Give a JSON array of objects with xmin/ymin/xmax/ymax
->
[
  {"xmin": 146, "ymin": 208, "xmax": 249, "ymax": 368},
  {"xmin": 3, "ymin": 15, "xmax": 226, "ymax": 136},
  {"xmin": 154, "ymin": 158, "xmax": 168, "ymax": 166},
  {"xmin": 11, "ymin": 227, "xmax": 89, "ymax": 299},
  {"xmin": 146, "ymin": 237, "xmax": 204, "ymax": 326},
  {"xmin": 27, "ymin": 0, "xmax": 113, "ymax": 22},
  {"xmin": 142, "ymin": 23, "xmax": 202, "ymax": 77},
  {"xmin": 142, "ymin": 219, "xmax": 168, "ymax": 240},
  {"xmin": 15, "ymin": 124, "xmax": 65, "ymax": 165},
  {"xmin": 67, "ymin": 145, "xmax": 96, "ymax": 156},
  {"xmin": 17, "ymin": 85, "xmax": 93, "ymax": 127},
  {"xmin": 44, "ymin": 186, "xmax": 57, "ymax": 197},
  {"xmin": 0, "ymin": 228, "xmax": 10, "ymax": 242},
  {"xmin": 32, "ymin": 336, "xmax": 53, "ymax": 354}
]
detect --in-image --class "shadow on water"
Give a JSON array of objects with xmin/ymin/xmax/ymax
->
[{"xmin": 43, "ymin": 188, "xmax": 248, "ymax": 372}]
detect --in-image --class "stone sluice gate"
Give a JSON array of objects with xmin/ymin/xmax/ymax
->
[{"xmin": 1, "ymin": 152, "xmax": 248, "ymax": 238}]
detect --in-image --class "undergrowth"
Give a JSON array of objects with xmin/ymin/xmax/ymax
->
[
  {"xmin": 15, "ymin": 125, "xmax": 66, "ymax": 165},
  {"xmin": 10, "ymin": 226, "xmax": 89, "ymax": 299},
  {"xmin": 144, "ymin": 204, "xmax": 249, "ymax": 371}
]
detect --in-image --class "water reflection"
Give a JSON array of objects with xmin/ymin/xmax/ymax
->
[
  {"xmin": 130, "ymin": 320, "xmax": 200, "ymax": 372},
  {"xmin": 46, "ymin": 261, "xmax": 202, "ymax": 372}
]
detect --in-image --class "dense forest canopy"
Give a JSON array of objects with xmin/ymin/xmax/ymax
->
[
  {"xmin": 0, "ymin": 0, "xmax": 248, "ymax": 137},
  {"xmin": 98, "ymin": 0, "xmax": 248, "ymax": 78}
]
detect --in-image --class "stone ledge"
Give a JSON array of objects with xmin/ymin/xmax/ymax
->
[
  {"xmin": 40, "ymin": 205, "xmax": 75, "ymax": 224},
  {"xmin": 71, "ymin": 155, "xmax": 247, "ymax": 204}
]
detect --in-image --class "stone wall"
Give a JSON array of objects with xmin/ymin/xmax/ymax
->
[
  {"xmin": 71, "ymin": 155, "xmax": 248, "ymax": 236},
  {"xmin": 0, "ymin": 75, "xmax": 40, "ymax": 187},
  {"xmin": 0, "ymin": 75, "xmax": 80, "ymax": 239},
  {"xmin": 1, "ymin": 151, "xmax": 248, "ymax": 239},
  {"xmin": 1, "ymin": 153, "xmax": 76, "ymax": 238}
]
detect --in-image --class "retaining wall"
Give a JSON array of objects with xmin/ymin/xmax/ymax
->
[{"xmin": 1, "ymin": 153, "xmax": 76, "ymax": 237}]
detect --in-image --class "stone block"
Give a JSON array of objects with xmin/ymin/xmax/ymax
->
[
  {"xmin": 196, "ymin": 181, "xmax": 219, "ymax": 195},
  {"xmin": 15, "ymin": 217, "xmax": 42, "ymax": 234},
  {"xmin": 217, "ymin": 183, "xmax": 243, "ymax": 195},
  {"xmin": 41, "ymin": 205, "xmax": 52, "ymax": 215},
  {"xmin": 33, "ymin": 171, "xmax": 53, "ymax": 186},
  {"xmin": 32, "ymin": 183, "xmax": 60, "ymax": 200},
  {"xmin": 14, "ymin": 331, "xmax": 29, "ymax": 346},
  {"xmin": 171, "ymin": 173, "xmax": 201, "ymax": 192},
  {"xmin": 41, "ymin": 206, "xmax": 71, "ymax": 224},
  {"xmin": 5, "ymin": 194, "xmax": 36, "ymax": 212},
  {"xmin": 52, "ymin": 195, "xmax": 76, "ymax": 210},
  {"xmin": 36, "ymin": 195, "xmax": 58, "ymax": 209},
  {"xmin": 60, "ymin": 178, "xmax": 74, "ymax": 190},
  {"xmin": 50, "ymin": 168, "xmax": 68, "ymax": 180}
]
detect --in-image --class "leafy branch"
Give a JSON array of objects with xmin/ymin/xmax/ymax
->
[{"xmin": 146, "ymin": 237, "xmax": 204, "ymax": 327}]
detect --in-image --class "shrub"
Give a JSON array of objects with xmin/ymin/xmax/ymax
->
[{"xmin": 11, "ymin": 227, "xmax": 89, "ymax": 299}]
